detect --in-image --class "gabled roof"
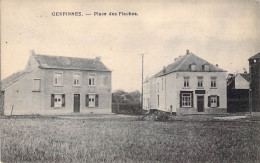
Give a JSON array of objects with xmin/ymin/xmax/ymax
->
[
  {"xmin": 249, "ymin": 52, "xmax": 260, "ymax": 60},
  {"xmin": 155, "ymin": 52, "xmax": 226, "ymax": 77},
  {"xmin": 239, "ymin": 73, "xmax": 250, "ymax": 82},
  {"xmin": 33, "ymin": 54, "xmax": 111, "ymax": 72},
  {"xmin": 1, "ymin": 69, "xmax": 34, "ymax": 91}
]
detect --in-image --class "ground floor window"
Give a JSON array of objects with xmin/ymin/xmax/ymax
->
[
  {"xmin": 208, "ymin": 96, "xmax": 219, "ymax": 108},
  {"xmin": 51, "ymin": 94, "xmax": 65, "ymax": 108},
  {"xmin": 180, "ymin": 91, "xmax": 193, "ymax": 107},
  {"xmin": 86, "ymin": 94, "xmax": 99, "ymax": 107}
]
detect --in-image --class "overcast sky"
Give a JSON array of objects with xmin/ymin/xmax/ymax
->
[{"xmin": 2, "ymin": 0, "xmax": 260, "ymax": 92}]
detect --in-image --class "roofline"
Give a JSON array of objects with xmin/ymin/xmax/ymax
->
[
  {"xmin": 1, "ymin": 70, "xmax": 35, "ymax": 91},
  {"xmin": 156, "ymin": 70, "xmax": 227, "ymax": 77},
  {"xmin": 38, "ymin": 66, "xmax": 112, "ymax": 72}
]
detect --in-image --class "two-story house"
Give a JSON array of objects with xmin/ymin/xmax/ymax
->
[
  {"xmin": 143, "ymin": 50, "xmax": 227, "ymax": 115},
  {"xmin": 1, "ymin": 50, "xmax": 112, "ymax": 115}
]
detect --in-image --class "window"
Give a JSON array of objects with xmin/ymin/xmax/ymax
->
[
  {"xmin": 103, "ymin": 76, "xmax": 108, "ymax": 86},
  {"xmin": 53, "ymin": 72, "xmax": 63, "ymax": 86},
  {"xmin": 158, "ymin": 95, "xmax": 159, "ymax": 107},
  {"xmin": 51, "ymin": 94, "xmax": 65, "ymax": 108},
  {"xmin": 73, "ymin": 73, "xmax": 81, "ymax": 86},
  {"xmin": 180, "ymin": 91, "xmax": 193, "ymax": 107},
  {"xmin": 208, "ymin": 96, "xmax": 219, "ymax": 108},
  {"xmin": 182, "ymin": 93, "xmax": 191, "ymax": 107},
  {"xmin": 184, "ymin": 77, "xmax": 190, "ymax": 88},
  {"xmin": 157, "ymin": 82, "xmax": 159, "ymax": 92},
  {"xmin": 88, "ymin": 74, "xmax": 95, "ymax": 86},
  {"xmin": 191, "ymin": 64, "xmax": 196, "ymax": 71},
  {"xmin": 202, "ymin": 64, "xmax": 209, "ymax": 71},
  {"xmin": 86, "ymin": 94, "xmax": 99, "ymax": 107},
  {"xmin": 33, "ymin": 79, "xmax": 41, "ymax": 91},
  {"xmin": 211, "ymin": 77, "xmax": 217, "ymax": 88},
  {"xmin": 162, "ymin": 78, "xmax": 164, "ymax": 90},
  {"xmin": 197, "ymin": 77, "xmax": 203, "ymax": 88}
]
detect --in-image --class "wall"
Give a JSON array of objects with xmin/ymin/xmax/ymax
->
[
  {"xmin": 249, "ymin": 58, "xmax": 260, "ymax": 112},
  {"xmin": 43, "ymin": 68, "xmax": 112, "ymax": 114},
  {"xmin": 148, "ymin": 71, "xmax": 227, "ymax": 114},
  {"xmin": 175, "ymin": 71, "xmax": 227, "ymax": 114},
  {"xmin": 4, "ymin": 68, "xmax": 45, "ymax": 115},
  {"xmin": 235, "ymin": 74, "xmax": 249, "ymax": 89}
]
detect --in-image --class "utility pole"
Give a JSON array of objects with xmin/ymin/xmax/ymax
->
[{"xmin": 141, "ymin": 53, "xmax": 144, "ymax": 110}]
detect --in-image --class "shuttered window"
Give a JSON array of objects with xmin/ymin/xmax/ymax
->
[
  {"xmin": 86, "ymin": 94, "xmax": 99, "ymax": 107},
  {"xmin": 51, "ymin": 94, "xmax": 65, "ymax": 108},
  {"xmin": 208, "ymin": 96, "xmax": 220, "ymax": 108}
]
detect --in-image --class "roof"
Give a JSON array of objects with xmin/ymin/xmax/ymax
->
[
  {"xmin": 155, "ymin": 52, "xmax": 226, "ymax": 77},
  {"xmin": 33, "ymin": 54, "xmax": 111, "ymax": 71},
  {"xmin": 1, "ymin": 69, "xmax": 33, "ymax": 91},
  {"xmin": 249, "ymin": 52, "xmax": 260, "ymax": 60},
  {"xmin": 239, "ymin": 73, "xmax": 250, "ymax": 82}
]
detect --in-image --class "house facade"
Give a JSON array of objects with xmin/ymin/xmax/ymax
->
[
  {"xmin": 1, "ymin": 50, "xmax": 112, "ymax": 115},
  {"xmin": 249, "ymin": 52, "xmax": 260, "ymax": 113},
  {"xmin": 143, "ymin": 50, "xmax": 227, "ymax": 115}
]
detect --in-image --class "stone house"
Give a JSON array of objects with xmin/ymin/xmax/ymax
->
[
  {"xmin": 143, "ymin": 50, "xmax": 227, "ymax": 115},
  {"xmin": 1, "ymin": 50, "xmax": 112, "ymax": 115}
]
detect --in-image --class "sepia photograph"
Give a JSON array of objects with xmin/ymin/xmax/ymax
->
[{"xmin": 1, "ymin": 0, "xmax": 260, "ymax": 162}]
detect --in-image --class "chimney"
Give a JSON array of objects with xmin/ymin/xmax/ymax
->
[
  {"xmin": 95, "ymin": 56, "xmax": 101, "ymax": 61},
  {"xmin": 30, "ymin": 50, "xmax": 35, "ymax": 55},
  {"xmin": 186, "ymin": 49, "xmax": 189, "ymax": 55},
  {"xmin": 216, "ymin": 64, "xmax": 218, "ymax": 67},
  {"xmin": 163, "ymin": 66, "xmax": 166, "ymax": 73}
]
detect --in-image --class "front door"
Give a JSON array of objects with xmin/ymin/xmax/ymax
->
[
  {"xmin": 197, "ymin": 96, "xmax": 204, "ymax": 112},
  {"xmin": 74, "ymin": 94, "xmax": 80, "ymax": 112}
]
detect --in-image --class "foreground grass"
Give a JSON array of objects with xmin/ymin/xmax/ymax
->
[{"xmin": 1, "ymin": 115, "xmax": 260, "ymax": 162}]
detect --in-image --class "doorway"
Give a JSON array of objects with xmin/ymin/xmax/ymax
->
[
  {"xmin": 74, "ymin": 94, "xmax": 80, "ymax": 112},
  {"xmin": 197, "ymin": 95, "xmax": 204, "ymax": 112}
]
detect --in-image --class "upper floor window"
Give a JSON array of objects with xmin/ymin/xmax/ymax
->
[
  {"xmin": 202, "ymin": 64, "xmax": 209, "ymax": 71},
  {"xmin": 73, "ymin": 73, "xmax": 81, "ymax": 86},
  {"xmin": 211, "ymin": 77, "xmax": 217, "ymax": 88},
  {"xmin": 190, "ymin": 64, "xmax": 196, "ymax": 71},
  {"xmin": 162, "ymin": 78, "xmax": 164, "ymax": 90},
  {"xmin": 157, "ymin": 82, "xmax": 159, "ymax": 92},
  {"xmin": 88, "ymin": 74, "xmax": 95, "ymax": 86},
  {"xmin": 103, "ymin": 75, "xmax": 108, "ymax": 86},
  {"xmin": 53, "ymin": 72, "xmax": 63, "ymax": 86},
  {"xmin": 184, "ymin": 77, "xmax": 190, "ymax": 88},
  {"xmin": 197, "ymin": 77, "xmax": 203, "ymax": 88},
  {"xmin": 33, "ymin": 79, "xmax": 41, "ymax": 92}
]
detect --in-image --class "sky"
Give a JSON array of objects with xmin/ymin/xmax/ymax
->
[{"xmin": 2, "ymin": 0, "xmax": 260, "ymax": 92}]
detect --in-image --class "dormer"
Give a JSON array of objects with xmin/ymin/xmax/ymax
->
[
  {"xmin": 202, "ymin": 62, "xmax": 210, "ymax": 72},
  {"xmin": 189, "ymin": 62, "xmax": 196, "ymax": 71}
]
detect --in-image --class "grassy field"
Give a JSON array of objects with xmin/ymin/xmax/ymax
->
[{"xmin": 1, "ymin": 115, "xmax": 260, "ymax": 162}]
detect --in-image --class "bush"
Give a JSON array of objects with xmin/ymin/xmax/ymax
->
[{"xmin": 153, "ymin": 111, "xmax": 170, "ymax": 122}]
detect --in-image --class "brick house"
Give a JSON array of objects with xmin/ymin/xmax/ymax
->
[
  {"xmin": 143, "ymin": 50, "xmax": 227, "ymax": 115},
  {"xmin": 1, "ymin": 50, "xmax": 112, "ymax": 115}
]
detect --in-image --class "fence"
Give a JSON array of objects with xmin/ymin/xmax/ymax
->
[
  {"xmin": 227, "ymin": 89, "xmax": 249, "ymax": 112},
  {"xmin": 112, "ymin": 103, "xmax": 143, "ymax": 115}
]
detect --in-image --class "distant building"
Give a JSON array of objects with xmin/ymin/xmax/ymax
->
[
  {"xmin": 143, "ymin": 50, "xmax": 227, "ymax": 115},
  {"xmin": 1, "ymin": 50, "xmax": 112, "ymax": 115},
  {"xmin": 249, "ymin": 52, "xmax": 260, "ymax": 113},
  {"xmin": 227, "ymin": 73, "xmax": 250, "ymax": 112}
]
